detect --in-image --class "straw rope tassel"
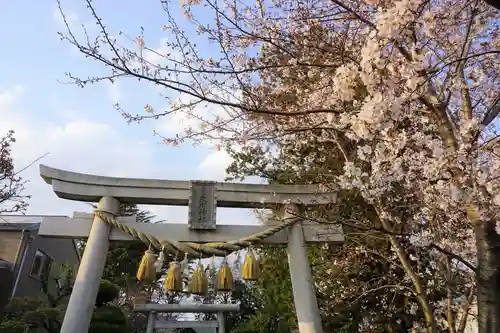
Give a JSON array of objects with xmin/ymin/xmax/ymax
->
[
  {"xmin": 164, "ymin": 261, "xmax": 183, "ymax": 292},
  {"xmin": 217, "ymin": 258, "xmax": 233, "ymax": 292},
  {"xmin": 242, "ymin": 249, "xmax": 260, "ymax": 281},
  {"xmin": 136, "ymin": 249, "xmax": 157, "ymax": 284},
  {"xmin": 188, "ymin": 261, "xmax": 208, "ymax": 295}
]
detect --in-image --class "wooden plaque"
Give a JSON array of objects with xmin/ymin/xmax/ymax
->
[{"xmin": 188, "ymin": 181, "xmax": 217, "ymax": 230}]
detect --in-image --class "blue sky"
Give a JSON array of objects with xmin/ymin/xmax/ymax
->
[{"xmin": 0, "ymin": 0, "xmax": 260, "ymax": 225}]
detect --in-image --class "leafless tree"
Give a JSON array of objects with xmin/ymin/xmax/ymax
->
[{"xmin": 0, "ymin": 130, "xmax": 30, "ymax": 214}]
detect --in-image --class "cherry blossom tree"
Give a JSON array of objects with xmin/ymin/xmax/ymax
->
[
  {"xmin": 227, "ymin": 139, "xmax": 477, "ymax": 332},
  {"xmin": 57, "ymin": 0, "xmax": 499, "ymax": 331},
  {"xmin": 482, "ymin": 0, "xmax": 499, "ymax": 10}
]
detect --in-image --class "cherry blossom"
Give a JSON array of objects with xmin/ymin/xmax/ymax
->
[{"xmin": 57, "ymin": 0, "xmax": 499, "ymax": 331}]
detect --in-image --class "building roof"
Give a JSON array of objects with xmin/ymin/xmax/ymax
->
[
  {"xmin": 0, "ymin": 214, "xmax": 82, "ymax": 264},
  {"xmin": 0, "ymin": 215, "xmax": 68, "ymax": 230}
]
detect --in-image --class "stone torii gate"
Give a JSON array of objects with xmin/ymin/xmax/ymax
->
[
  {"xmin": 38, "ymin": 165, "xmax": 344, "ymax": 333},
  {"xmin": 136, "ymin": 303, "xmax": 240, "ymax": 333}
]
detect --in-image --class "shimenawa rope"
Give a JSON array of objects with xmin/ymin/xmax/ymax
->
[{"xmin": 93, "ymin": 210, "xmax": 301, "ymax": 258}]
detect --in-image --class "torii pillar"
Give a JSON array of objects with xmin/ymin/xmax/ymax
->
[{"xmin": 38, "ymin": 165, "xmax": 344, "ymax": 333}]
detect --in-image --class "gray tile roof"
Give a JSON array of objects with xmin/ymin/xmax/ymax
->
[{"xmin": 0, "ymin": 215, "xmax": 68, "ymax": 230}]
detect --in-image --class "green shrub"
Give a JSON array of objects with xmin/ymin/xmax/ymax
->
[
  {"xmin": 96, "ymin": 279, "xmax": 120, "ymax": 307},
  {"xmin": 89, "ymin": 305, "xmax": 127, "ymax": 333},
  {"xmin": 0, "ymin": 320, "xmax": 26, "ymax": 333}
]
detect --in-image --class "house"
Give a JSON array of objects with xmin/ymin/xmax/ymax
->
[{"xmin": 0, "ymin": 215, "xmax": 81, "ymax": 299}]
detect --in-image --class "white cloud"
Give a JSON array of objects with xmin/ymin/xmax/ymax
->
[
  {"xmin": 155, "ymin": 94, "xmax": 247, "ymax": 150},
  {"xmin": 0, "ymin": 86, "xmax": 159, "ymax": 216},
  {"xmin": 143, "ymin": 38, "xmax": 171, "ymax": 65},
  {"xmin": 0, "ymin": 85, "xmax": 23, "ymax": 106},
  {"xmin": 0, "ymin": 85, "xmax": 260, "ymax": 227},
  {"xmin": 160, "ymin": 107, "xmax": 202, "ymax": 136},
  {"xmin": 198, "ymin": 150, "xmax": 233, "ymax": 181}
]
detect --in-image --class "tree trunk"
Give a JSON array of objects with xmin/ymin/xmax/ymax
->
[{"xmin": 475, "ymin": 220, "xmax": 500, "ymax": 333}]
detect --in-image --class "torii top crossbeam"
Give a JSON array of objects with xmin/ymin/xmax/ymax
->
[
  {"xmin": 39, "ymin": 165, "xmax": 336, "ymax": 208},
  {"xmin": 38, "ymin": 164, "xmax": 343, "ymax": 243}
]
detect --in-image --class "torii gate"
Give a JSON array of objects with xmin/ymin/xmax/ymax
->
[{"xmin": 38, "ymin": 165, "xmax": 344, "ymax": 333}]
